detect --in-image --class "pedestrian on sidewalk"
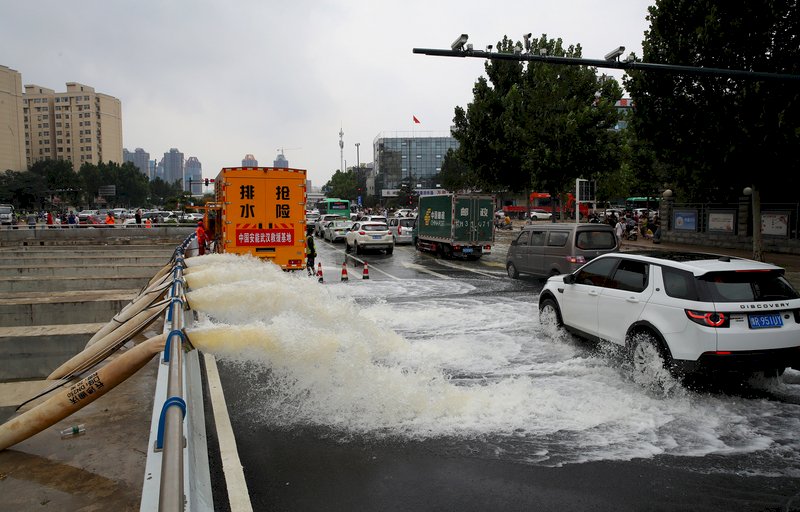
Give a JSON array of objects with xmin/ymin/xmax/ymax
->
[
  {"xmin": 306, "ymin": 226, "xmax": 317, "ymax": 276},
  {"xmin": 196, "ymin": 220, "xmax": 208, "ymax": 255},
  {"xmin": 614, "ymin": 217, "xmax": 625, "ymax": 243}
]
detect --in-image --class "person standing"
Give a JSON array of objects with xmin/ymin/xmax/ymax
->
[
  {"xmin": 614, "ymin": 217, "xmax": 625, "ymax": 242},
  {"xmin": 306, "ymin": 227, "xmax": 317, "ymax": 276},
  {"xmin": 135, "ymin": 209, "xmax": 142, "ymax": 227},
  {"xmin": 195, "ymin": 221, "xmax": 208, "ymax": 255},
  {"xmin": 105, "ymin": 212, "xmax": 116, "ymax": 226},
  {"xmin": 67, "ymin": 211, "xmax": 77, "ymax": 228}
]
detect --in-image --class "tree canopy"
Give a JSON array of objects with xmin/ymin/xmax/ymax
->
[
  {"xmin": 452, "ymin": 35, "xmax": 624, "ymax": 201},
  {"xmin": 624, "ymin": 0, "xmax": 800, "ymax": 202}
]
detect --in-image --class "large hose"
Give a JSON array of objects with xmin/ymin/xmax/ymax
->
[
  {"xmin": 0, "ymin": 333, "xmax": 167, "ymax": 451},
  {"xmin": 84, "ymin": 274, "xmax": 171, "ymax": 348},
  {"xmin": 49, "ymin": 299, "xmax": 170, "ymax": 380}
]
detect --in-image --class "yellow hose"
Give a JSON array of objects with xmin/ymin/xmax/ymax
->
[
  {"xmin": 0, "ymin": 333, "xmax": 167, "ymax": 451},
  {"xmin": 85, "ymin": 274, "xmax": 171, "ymax": 348},
  {"xmin": 49, "ymin": 300, "xmax": 169, "ymax": 380}
]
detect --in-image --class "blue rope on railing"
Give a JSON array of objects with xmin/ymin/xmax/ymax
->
[
  {"xmin": 165, "ymin": 295, "xmax": 183, "ymax": 325},
  {"xmin": 155, "ymin": 396, "xmax": 187, "ymax": 450},
  {"xmin": 163, "ymin": 329, "xmax": 184, "ymax": 363}
]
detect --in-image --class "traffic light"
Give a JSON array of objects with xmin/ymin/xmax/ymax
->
[{"xmin": 204, "ymin": 178, "xmax": 209, "ymax": 186}]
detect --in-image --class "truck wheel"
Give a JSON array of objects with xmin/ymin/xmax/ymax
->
[{"xmin": 507, "ymin": 262, "xmax": 519, "ymax": 279}]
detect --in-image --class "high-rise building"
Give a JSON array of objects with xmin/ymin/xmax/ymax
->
[
  {"xmin": 123, "ymin": 147, "xmax": 151, "ymax": 178},
  {"xmin": 185, "ymin": 156, "xmax": 202, "ymax": 194},
  {"xmin": 23, "ymin": 81, "xmax": 122, "ymax": 172},
  {"xmin": 273, "ymin": 151, "xmax": 288, "ymax": 168},
  {"xmin": 0, "ymin": 65, "xmax": 26, "ymax": 172},
  {"xmin": 373, "ymin": 131, "xmax": 458, "ymax": 198},
  {"xmin": 242, "ymin": 154, "xmax": 258, "ymax": 167},
  {"xmin": 162, "ymin": 148, "xmax": 184, "ymax": 186}
]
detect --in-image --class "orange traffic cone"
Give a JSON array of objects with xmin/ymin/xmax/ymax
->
[
  {"xmin": 362, "ymin": 261, "xmax": 370, "ymax": 280},
  {"xmin": 341, "ymin": 261, "xmax": 349, "ymax": 282},
  {"xmin": 317, "ymin": 262, "xmax": 324, "ymax": 283}
]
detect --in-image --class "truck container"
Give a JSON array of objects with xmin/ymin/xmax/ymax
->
[
  {"xmin": 207, "ymin": 167, "xmax": 308, "ymax": 270},
  {"xmin": 413, "ymin": 194, "xmax": 494, "ymax": 259}
]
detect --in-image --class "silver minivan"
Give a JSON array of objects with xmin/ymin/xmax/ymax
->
[
  {"xmin": 505, "ymin": 223, "xmax": 619, "ymax": 279},
  {"xmin": 387, "ymin": 217, "xmax": 415, "ymax": 244}
]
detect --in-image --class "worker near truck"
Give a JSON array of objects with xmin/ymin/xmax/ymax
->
[
  {"xmin": 305, "ymin": 226, "xmax": 317, "ymax": 276},
  {"xmin": 196, "ymin": 221, "xmax": 208, "ymax": 255}
]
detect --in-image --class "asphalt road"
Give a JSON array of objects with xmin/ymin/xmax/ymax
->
[{"xmin": 202, "ymin": 234, "xmax": 800, "ymax": 512}]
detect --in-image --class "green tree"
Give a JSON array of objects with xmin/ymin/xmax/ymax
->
[
  {"xmin": 148, "ymin": 177, "xmax": 182, "ymax": 207},
  {"xmin": 439, "ymin": 148, "xmax": 475, "ymax": 192},
  {"xmin": 452, "ymin": 35, "xmax": 624, "ymax": 213},
  {"xmin": 0, "ymin": 170, "xmax": 46, "ymax": 210},
  {"xmin": 624, "ymin": 0, "xmax": 800, "ymax": 203},
  {"xmin": 29, "ymin": 159, "xmax": 82, "ymax": 207},
  {"xmin": 323, "ymin": 169, "xmax": 357, "ymax": 200}
]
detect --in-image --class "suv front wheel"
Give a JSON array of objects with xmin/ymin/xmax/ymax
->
[{"xmin": 538, "ymin": 296, "xmax": 563, "ymax": 327}]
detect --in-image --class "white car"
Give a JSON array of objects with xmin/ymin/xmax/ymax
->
[
  {"xmin": 322, "ymin": 220, "xmax": 353, "ymax": 243},
  {"xmin": 345, "ymin": 221, "xmax": 394, "ymax": 255},
  {"xmin": 314, "ymin": 214, "xmax": 346, "ymax": 236},
  {"xmin": 539, "ymin": 252, "xmax": 800, "ymax": 385},
  {"xmin": 529, "ymin": 209, "xmax": 553, "ymax": 220}
]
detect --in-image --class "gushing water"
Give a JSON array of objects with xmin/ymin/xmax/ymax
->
[{"xmin": 183, "ymin": 254, "xmax": 800, "ymax": 472}]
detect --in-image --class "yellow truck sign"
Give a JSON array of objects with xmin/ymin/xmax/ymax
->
[{"xmin": 212, "ymin": 167, "xmax": 307, "ymax": 270}]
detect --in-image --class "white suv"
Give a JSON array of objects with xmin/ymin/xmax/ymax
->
[
  {"xmin": 345, "ymin": 221, "xmax": 394, "ymax": 255},
  {"xmin": 538, "ymin": 251, "xmax": 800, "ymax": 383}
]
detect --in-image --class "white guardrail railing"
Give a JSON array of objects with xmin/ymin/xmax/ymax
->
[{"xmin": 140, "ymin": 234, "xmax": 213, "ymax": 511}]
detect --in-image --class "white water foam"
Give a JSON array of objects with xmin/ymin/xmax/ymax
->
[{"xmin": 183, "ymin": 254, "xmax": 800, "ymax": 472}]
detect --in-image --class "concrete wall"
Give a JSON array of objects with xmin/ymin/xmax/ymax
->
[{"xmin": 0, "ymin": 226, "xmax": 192, "ymax": 246}]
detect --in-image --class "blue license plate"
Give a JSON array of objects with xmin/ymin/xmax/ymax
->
[
  {"xmin": 748, "ymin": 313, "xmax": 783, "ymax": 329},
  {"xmin": 462, "ymin": 247, "xmax": 473, "ymax": 254},
  {"xmin": 372, "ymin": 235, "xmax": 383, "ymax": 240}
]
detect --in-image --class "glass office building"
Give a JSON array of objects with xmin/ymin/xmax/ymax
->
[{"xmin": 373, "ymin": 131, "xmax": 458, "ymax": 197}]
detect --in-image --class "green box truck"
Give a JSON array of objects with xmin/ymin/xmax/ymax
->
[{"xmin": 413, "ymin": 194, "xmax": 495, "ymax": 259}]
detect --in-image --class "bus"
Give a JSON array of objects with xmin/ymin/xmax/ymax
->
[
  {"xmin": 529, "ymin": 192, "xmax": 590, "ymax": 218},
  {"xmin": 315, "ymin": 198, "xmax": 351, "ymax": 217}
]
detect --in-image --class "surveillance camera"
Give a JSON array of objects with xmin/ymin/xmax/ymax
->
[
  {"xmin": 451, "ymin": 34, "xmax": 469, "ymax": 51},
  {"xmin": 604, "ymin": 46, "xmax": 625, "ymax": 61},
  {"xmin": 523, "ymin": 33, "xmax": 532, "ymax": 51},
  {"xmin": 486, "ymin": 44, "xmax": 493, "ymax": 52}
]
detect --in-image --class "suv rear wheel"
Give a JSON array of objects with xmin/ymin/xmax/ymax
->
[{"xmin": 628, "ymin": 331, "xmax": 676, "ymax": 391}]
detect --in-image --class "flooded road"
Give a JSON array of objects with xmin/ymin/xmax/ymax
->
[{"xmin": 184, "ymin": 242, "xmax": 800, "ymax": 511}]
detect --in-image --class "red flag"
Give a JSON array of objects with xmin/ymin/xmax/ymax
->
[{"xmin": 413, "ymin": 115, "xmax": 421, "ymax": 124}]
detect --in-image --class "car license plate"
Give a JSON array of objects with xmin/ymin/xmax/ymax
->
[
  {"xmin": 372, "ymin": 235, "xmax": 382, "ymax": 240},
  {"xmin": 748, "ymin": 313, "xmax": 783, "ymax": 329},
  {"xmin": 462, "ymin": 247, "xmax": 473, "ymax": 254}
]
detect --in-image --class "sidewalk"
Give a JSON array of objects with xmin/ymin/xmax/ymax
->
[{"xmin": 620, "ymin": 236, "xmax": 800, "ymax": 288}]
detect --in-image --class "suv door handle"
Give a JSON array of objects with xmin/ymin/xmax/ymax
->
[
  {"xmin": 626, "ymin": 297, "xmax": 639, "ymax": 303},
  {"xmin": 588, "ymin": 290, "xmax": 599, "ymax": 297}
]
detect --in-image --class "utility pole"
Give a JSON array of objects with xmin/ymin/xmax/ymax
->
[
  {"xmin": 355, "ymin": 142, "xmax": 360, "ymax": 169},
  {"xmin": 338, "ymin": 127, "xmax": 344, "ymax": 173}
]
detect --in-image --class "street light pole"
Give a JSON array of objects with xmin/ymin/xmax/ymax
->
[{"xmin": 355, "ymin": 142, "xmax": 360, "ymax": 169}]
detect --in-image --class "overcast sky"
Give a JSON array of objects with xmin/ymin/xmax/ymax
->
[{"xmin": 1, "ymin": 0, "xmax": 653, "ymax": 188}]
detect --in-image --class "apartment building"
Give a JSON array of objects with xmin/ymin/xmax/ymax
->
[
  {"xmin": 23, "ymin": 81, "xmax": 122, "ymax": 172},
  {"xmin": 0, "ymin": 65, "xmax": 26, "ymax": 172}
]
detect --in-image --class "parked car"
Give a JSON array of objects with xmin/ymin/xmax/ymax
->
[
  {"xmin": 0, "ymin": 204, "xmax": 14, "ymax": 225},
  {"xmin": 81, "ymin": 214, "xmax": 107, "ymax": 226},
  {"xmin": 388, "ymin": 217, "xmax": 416, "ymax": 244},
  {"xmin": 529, "ymin": 209, "xmax": 553, "ymax": 220},
  {"xmin": 77, "ymin": 210, "xmax": 98, "ymax": 223},
  {"xmin": 506, "ymin": 223, "xmax": 618, "ymax": 279},
  {"xmin": 345, "ymin": 221, "xmax": 394, "ymax": 255},
  {"xmin": 538, "ymin": 252, "xmax": 800, "ymax": 385},
  {"xmin": 322, "ymin": 220, "xmax": 353, "ymax": 243}
]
